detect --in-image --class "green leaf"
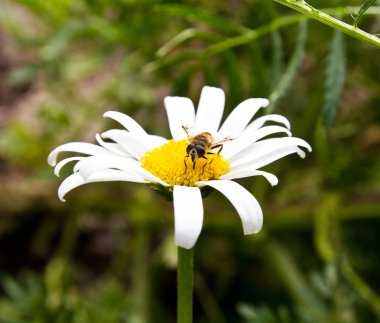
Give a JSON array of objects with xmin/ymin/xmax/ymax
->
[
  {"xmin": 268, "ymin": 20, "xmax": 308, "ymax": 112},
  {"xmin": 270, "ymin": 31, "xmax": 284, "ymax": 89},
  {"xmin": 352, "ymin": 0, "xmax": 376, "ymax": 28},
  {"xmin": 314, "ymin": 194, "xmax": 340, "ymax": 262},
  {"xmin": 156, "ymin": 4, "xmax": 249, "ymax": 34},
  {"xmin": 8, "ymin": 65, "xmax": 38, "ymax": 86},
  {"xmin": 156, "ymin": 28, "xmax": 216, "ymax": 59},
  {"xmin": 223, "ymin": 51, "xmax": 244, "ymax": 106},
  {"xmin": 323, "ymin": 29, "xmax": 346, "ymax": 127}
]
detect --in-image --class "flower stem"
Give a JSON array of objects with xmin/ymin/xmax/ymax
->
[
  {"xmin": 177, "ymin": 247, "xmax": 194, "ymax": 323},
  {"xmin": 273, "ymin": 0, "xmax": 380, "ymax": 49}
]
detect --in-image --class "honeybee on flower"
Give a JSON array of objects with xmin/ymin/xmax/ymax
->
[
  {"xmin": 48, "ymin": 86, "xmax": 311, "ymax": 249},
  {"xmin": 182, "ymin": 124, "xmax": 232, "ymax": 171}
]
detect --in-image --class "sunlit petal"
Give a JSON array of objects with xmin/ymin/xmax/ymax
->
[
  {"xmin": 244, "ymin": 114, "xmax": 291, "ymax": 132},
  {"xmin": 95, "ymin": 133, "xmax": 131, "ymax": 156},
  {"xmin": 149, "ymin": 135, "xmax": 168, "ymax": 148},
  {"xmin": 221, "ymin": 169, "xmax": 278, "ymax": 186},
  {"xmin": 230, "ymin": 137, "xmax": 312, "ymax": 167},
  {"xmin": 54, "ymin": 157, "xmax": 83, "ymax": 177},
  {"xmin": 194, "ymin": 86, "xmax": 225, "ymax": 134},
  {"xmin": 58, "ymin": 170, "xmax": 146, "ymax": 202},
  {"xmin": 101, "ymin": 130, "xmax": 150, "ymax": 159},
  {"xmin": 58, "ymin": 173, "xmax": 86, "ymax": 202},
  {"xmin": 48, "ymin": 142, "xmax": 114, "ymax": 166},
  {"xmin": 74, "ymin": 155, "xmax": 140, "ymax": 178},
  {"xmin": 233, "ymin": 147, "xmax": 306, "ymax": 171},
  {"xmin": 74, "ymin": 154, "xmax": 169, "ymax": 187},
  {"xmin": 196, "ymin": 180, "xmax": 263, "ymax": 234},
  {"xmin": 104, "ymin": 111, "xmax": 148, "ymax": 136},
  {"xmin": 164, "ymin": 96, "xmax": 195, "ymax": 140},
  {"xmin": 223, "ymin": 125, "xmax": 292, "ymax": 159},
  {"xmin": 86, "ymin": 169, "xmax": 146, "ymax": 183},
  {"xmin": 173, "ymin": 185, "xmax": 203, "ymax": 249},
  {"xmin": 218, "ymin": 98, "xmax": 269, "ymax": 137}
]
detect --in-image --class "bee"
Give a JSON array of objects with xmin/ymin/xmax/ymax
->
[{"xmin": 182, "ymin": 125, "xmax": 232, "ymax": 172}]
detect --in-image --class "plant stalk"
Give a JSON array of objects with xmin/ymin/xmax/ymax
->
[
  {"xmin": 177, "ymin": 247, "xmax": 194, "ymax": 323},
  {"xmin": 273, "ymin": 0, "xmax": 380, "ymax": 49}
]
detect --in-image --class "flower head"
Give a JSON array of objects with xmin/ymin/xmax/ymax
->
[{"xmin": 48, "ymin": 86, "xmax": 311, "ymax": 249}]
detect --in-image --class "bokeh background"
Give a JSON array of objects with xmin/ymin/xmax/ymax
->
[{"xmin": 0, "ymin": 0, "xmax": 379, "ymax": 322}]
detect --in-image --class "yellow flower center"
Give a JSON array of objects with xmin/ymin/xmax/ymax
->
[{"xmin": 140, "ymin": 139, "xmax": 230, "ymax": 186}]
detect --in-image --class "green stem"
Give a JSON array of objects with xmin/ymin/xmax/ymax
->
[
  {"xmin": 131, "ymin": 225, "xmax": 150, "ymax": 323},
  {"xmin": 177, "ymin": 247, "xmax": 194, "ymax": 323},
  {"xmin": 145, "ymin": 6, "xmax": 380, "ymax": 72},
  {"xmin": 273, "ymin": 0, "xmax": 380, "ymax": 49}
]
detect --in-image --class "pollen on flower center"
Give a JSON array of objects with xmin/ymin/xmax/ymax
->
[{"xmin": 140, "ymin": 139, "xmax": 230, "ymax": 186}]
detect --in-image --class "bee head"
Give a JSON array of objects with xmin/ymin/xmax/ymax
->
[
  {"xmin": 190, "ymin": 148, "xmax": 198, "ymax": 163},
  {"xmin": 187, "ymin": 144, "xmax": 205, "ymax": 163},
  {"xmin": 188, "ymin": 146, "xmax": 198, "ymax": 163}
]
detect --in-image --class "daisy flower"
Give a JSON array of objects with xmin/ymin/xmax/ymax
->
[{"xmin": 48, "ymin": 86, "xmax": 311, "ymax": 249}]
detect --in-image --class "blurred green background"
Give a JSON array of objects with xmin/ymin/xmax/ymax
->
[{"xmin": 0, "ymin": 0, "xmax": 379, "ymax": 322}]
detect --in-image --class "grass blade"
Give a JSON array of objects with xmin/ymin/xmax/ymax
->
[
  {"xmin": 323, "ymin": 29, "xmax": 346, "ymax": 127},
  {"xmin": 156, "ymin": 4, "xmax": 249, "ymax": 34},
  {"xmin": 271, "ymin": 31, "xmax": 284, "ymax": 91},
  {"xmin": 268, "ymin": 21, "xmax": 308, "ymax": 112}
]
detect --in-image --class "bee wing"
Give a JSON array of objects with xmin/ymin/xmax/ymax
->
[{"xmin": 213, "ymin": 136, "xmax": 234, "ymax": 146}]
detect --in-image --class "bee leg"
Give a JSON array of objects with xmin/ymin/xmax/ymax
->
[
  {"xmin": 211, "ymin": 144, "xmax": 223, "ymax": 155},
  {"xmin": 183, "ymin": 156, "xmax": 188, "ymax": 174},
  {"xmin": 201, "ymin": 156, "xmax": 208, "ymax": 175},
  {"xmin": 193, "ymin": 159, "xmax": 198, "ymax": 170},
  {"xmin": 206, "ymin": 152, "xmax": 215, "ymax": 166}
]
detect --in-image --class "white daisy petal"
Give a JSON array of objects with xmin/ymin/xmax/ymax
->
[
  {"xmin": 196, "ymin": 180, "xmax": 263, "ymax": 234},
  {"xmin": 133, "ymin": 169, "xmax": 170, "ymax": 186},
  {"xmin": 58, "ymin": 173, "xmax": 85, "ymax": 202},
  {"xmin": 58, "ymin": 170, "xmax": 146, "ymax": 202},
  {"xmin": 101, "ymin": 130, "xmax": 150, "ymax": 159},
  {"xmin": 221, "ymin": 169, "xmax": 278, "ymax": 186},
  {"xmin": 74, "ymin": 155, "xmax": 140, "ymax": 178},
  {"xmin": 73, "ymin": 155, "xmax": 169, "ymax": 187},
  {"xmin": 218, "ymin": 98, "xmax": 269, "ymax": 137},
  {"xmin": 164, "ymin": 96, "xmax": 196, "ymax": 140},
  {"xmin": 87, "ymin": 169, "xmax": 146, "ymax": 183},
  {"xmin": 232, "ymin": 146, "xmax": 305, "ymax": 171},
  {"xmin": 103, "ymin": 111, "xmax": 148, "ymax": 137},
  {"xmin": 244, "ymin": 114, "xmax": 291, "ymax": 132},
  {"xmin": 194, "ymin": 86, "xmax": 225, "ymax": 134},
  {"xmin": 149, "ymin": 135, "xmax": 168, "ymax": 148},
  {"xmin": 104, "ymin": 112, "xmax": 159, "ymax": 149},
  {"xmin": 230, "ymin": 137, "xmax": 312, "ymax": 166},
  {"xmin": 95, "ymin": 133, "xmax": 131, "ymax": 157},
  {"xmin": 223, "ymin": 125, "xmax": 292, "ymax": 159},
  {"xmin": 173, "ymin": 185, "xmax": 203, "ymax": 249},
  {"xmin": 54, "ymin": 157, "xmax": 83, "ymax": 177},
  {"xmin": 48, "ymin": 142, "xmax": 115, "ymax": 166}
]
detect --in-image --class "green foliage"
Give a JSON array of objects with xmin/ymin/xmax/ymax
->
[
  {"xmin": 238, "ymin": 303, "xmax": 292, "ymax": 323},
  {"xmin": 0, "ymin": 123, "xmax": 42, "ymax": 164},
  {"xmin": 352, "ymin": 0, "xmax": 377, "ymax": 28},
  {"xmin": 0, "ymin": 0, "xmax": 379, "ymax": 322},
  {"xmin": 323, "ymin": 29, "xmax": 346, "ymax": 127},
  {"xmin": 268, "ymin": 21, "xmax": 308, "ymax": 112},
  {"xmin": 0, "ymin": 273, "xmax": 133, "ymax": 323},
  {"xmin": 274, "ymin": 0, "xmax": 380, "ymax": 48}
]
